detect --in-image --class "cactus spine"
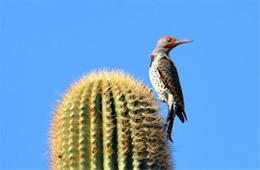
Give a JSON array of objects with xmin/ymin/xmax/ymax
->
[{"xmin": 50, "ymin": 70, "xmax": 171, "ymax": 169}]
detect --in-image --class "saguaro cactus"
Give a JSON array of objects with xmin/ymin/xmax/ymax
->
[{"xmin": 50, "ymin": 70, "xmax": 171, "ymax": 169}]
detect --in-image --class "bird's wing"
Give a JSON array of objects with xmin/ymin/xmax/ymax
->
[{"xmin": 157, "ymin": 56, "xmax": 187, "ymax": 122}]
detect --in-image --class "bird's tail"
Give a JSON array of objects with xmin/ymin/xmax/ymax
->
[{"xmin": 176, "ymin": 105, "xmax": 187, "ymax": 123}]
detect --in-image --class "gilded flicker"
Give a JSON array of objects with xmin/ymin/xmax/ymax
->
[{"xmin": 149, "ymin": 36, "xmax": 192, "ymax": 142}]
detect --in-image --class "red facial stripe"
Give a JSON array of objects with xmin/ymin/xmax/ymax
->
[{"xmin": 164, "ymin": 42, "xmax": 175, "ymax": 48}]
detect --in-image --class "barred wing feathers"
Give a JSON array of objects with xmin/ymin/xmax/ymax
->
[{"xmin": 157, "ymin": 56, "xmax": 187, "ymax": 123}]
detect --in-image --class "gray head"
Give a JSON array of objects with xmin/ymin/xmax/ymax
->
[{"xmin": 151, "ymin": 36, "xmax": 192, "ymax": 56}]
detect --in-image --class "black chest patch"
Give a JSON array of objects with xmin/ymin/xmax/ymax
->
[{"xmin": 150, "ymin": 55, "xmax": 156, "ymax": 67}]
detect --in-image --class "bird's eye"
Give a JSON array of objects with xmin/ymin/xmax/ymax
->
[{"xmin": 167, "ymin": 38, "xmax": 172, "ymax": 42}]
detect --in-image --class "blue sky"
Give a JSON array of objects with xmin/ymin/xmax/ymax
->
[{"xmin": 0, "ymin": 0, "xmax": 258, "ymax": 169}]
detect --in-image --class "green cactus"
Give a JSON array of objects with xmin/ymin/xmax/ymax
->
[{"xmin": 50, "ymin": 70, "xmax": 171, "ymax": 169}]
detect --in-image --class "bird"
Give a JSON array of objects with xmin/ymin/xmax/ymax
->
[{"xmin": 149, "ymin": 36, "xmax": 192, "ymax": 142}]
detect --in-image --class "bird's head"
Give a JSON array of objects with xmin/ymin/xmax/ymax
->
[{"xmin": 152, "ymin": 36, "xmax": 192, "ymax": 55}]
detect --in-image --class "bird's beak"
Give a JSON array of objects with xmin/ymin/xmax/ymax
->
[{"xmin": 175, "ymin": 39, "xmax": 193, "ymax": 45}]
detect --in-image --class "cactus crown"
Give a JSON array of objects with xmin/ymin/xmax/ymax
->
[{"xmin": 50, "ymin": 70, "xmax": 171, "ymax": 169}]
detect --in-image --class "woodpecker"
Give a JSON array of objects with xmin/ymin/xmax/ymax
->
[{"xmin": 149, "ymin": 36, "xmax": 192, "ymax": 142}]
